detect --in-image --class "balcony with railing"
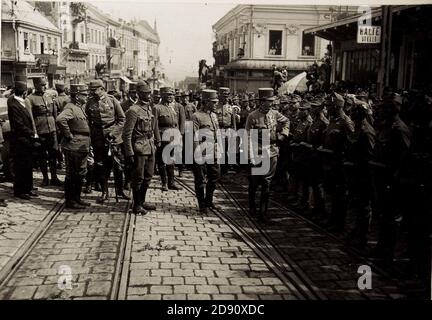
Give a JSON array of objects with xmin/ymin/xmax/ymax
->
[{"xmin": 68, "ymin": 41, "xmax": 89, "ymax": 55}]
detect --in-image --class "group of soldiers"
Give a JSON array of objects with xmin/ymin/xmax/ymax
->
[{"xmin": 4, "ymin": 76, "xmax": 431, "ymax": 278}]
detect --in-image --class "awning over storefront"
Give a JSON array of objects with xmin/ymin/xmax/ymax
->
[{"xmin": 225, "ymin": 59, "xmax": 313, "ymax": 71}]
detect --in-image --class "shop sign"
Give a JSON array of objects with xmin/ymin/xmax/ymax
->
[{"xmin": 357, "ymin": 26, "xmax": 381, "ymax": 44}]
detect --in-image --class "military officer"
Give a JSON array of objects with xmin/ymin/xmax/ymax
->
[
  {"xmin": 318, "ymin": 93, "xmax": 354, "ymax": 232},
  {"xmin": 153, "ymin": 86, "xmax": 185, "ymax": 191},
  {"xmin": 289, "ymin": 101, "xmax": 312, "ymax": 209},
  {"xmin": 121, "ymin": 82, "xmax": 138, "ymax": 113},
  {"xmin": 25, "ymin": 77, "xmax": 62, "ymax": 186},
  {"xmin": 372, "ymin": 93, "xmax": 411, "ymax": 262},
  {"xmin": 304, "ymin": 98, "xmax": 329, "ymax": 219},
  {"xmin": 179, "ymin": 90, "xmax": 197, "ymax": 176},
  {"xmin": 85, "ymin": 79, "xmax": 126, "ymax": 203},
  {"xmin": 56, "ymin": 84, "xmax": 91, "ymax": 209},
  {"xmin": 342, "ymin": 101, "xmax": 376, "ymax": 248},
  {"xmin": 215, "ymin": 87, "xmax": 236, "ymax": 175},
  {"xmin": 245, "ymin": 88, "xmax": 290, "ymax": 222},
  {"xmin": 191, "ymin": 89, "xmax": 221, "ymax": 213},
  {"xmin": 123, "ymin": 81, "xmax": 160, "ymax": 214}
]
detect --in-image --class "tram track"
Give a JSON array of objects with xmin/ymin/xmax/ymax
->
[
  {"xmin": 175, "ymin": 176, "xmax": 325, "ymax": 300},
  {"xmin": 0, "ymin": 198, "xmax": 65, "ymax": 290}
]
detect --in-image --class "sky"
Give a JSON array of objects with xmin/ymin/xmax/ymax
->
[{"xmin": 93, "ymin": 1, "xmax": 236, "ymax": 82}]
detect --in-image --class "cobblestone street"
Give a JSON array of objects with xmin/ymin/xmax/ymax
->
[{"xmin": 0, "ymin": 170, "xmax": 426, "ymax": 300}]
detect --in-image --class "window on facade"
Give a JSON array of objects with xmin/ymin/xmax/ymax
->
[
  {"xmin": 268, "ymin": 30, "xmax": 282, "ymax": 55},
  {"xmin": 23, "ymin": 32, "xmax": 29, "ymax": 51},
  {"xmin": 47, "ymin": 36, "xmax": 51, "ymax": 50},
  {"xmin": 30, "ymin": 34, "xmax": 37, "ymax": 53},
  {"xmin": 81, "ymin": 26, "xmax": 85, "ymax": 43},
  {"xmin": 54, "ymin": 38, "xmax": 58, "ymax": 51},
  {"xmin": 40, "ymin": 35, "xmax": 45, "ymax": 53},
  {"xmin": 301, "ymin": 32, "xmax": 315, "ymax": 56}
]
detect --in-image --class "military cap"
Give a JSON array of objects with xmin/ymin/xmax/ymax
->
[
  {"xmin": 136, "ymin": 80, "xmax": 151, "ymax": 93},
  {"xmin": 333, "ymin": 92, "xmax": 345, "ymax": 107},
  {"xmin": 356, "ymin": 91, "xmax": 368, "ymax": 99},
  {"xmin": 175, "ymin": 89, "xmax": 181, "ymax": 97},
  {"xmin": 14, "ymin": 81, "xmax": 28, "ymax": 92},
  {"xmin": 258, "ymin": 88, "xmax": 276, "ymax": 101},
  {"xmin": 180, "ymin": 90, "xmax": 189, "ymax": 97},
  {"xmin": 33, "ymin": 77, "xmax": 47, "ymax": 86},
  {"xmin": 129, "ymin": 82, "xmax": 137, "ymax": 92},
  {"xmin": 353, "ymin": 99, "xmax": 369, "ymax": 112},
  {"xmin": 89, "ymin": 79, "xmax": 104, "ymax": 90},
  {"xmin": 241, "ymin": 95, "xmax": 249, "ymax": 102},
  {"xmin": 310, "ymin": 98, "xmax": 324, "ymax": 108},
  {"xmin": 279, "ymin": 95, "xmax": 289, "ymax": 104},
  {"xmin": 218, "ymin": 87, "xmax": 230, "ymax": 96},
  {"xmin": 160, "ymin": 87, "xmax": 174, "ymax": 95},
  {"xmin": 55, "ymin": 82, "xmax": 65, "ymax": 91},
  {"xmin": 201, "ymin": 89, "xmax": 218, "ymax": 102},
  {"xmin": 153, "ymin": 89, "xmax": 160, "ymax": 96},
  {"xmin": 299, "ymin": 101, "xmax": 311, "ymax": 110},
  {"xmin": 70, "ymin": 84, "xmax": 88, "ymax": 94},
  {"xmin": 291, "ymin": 94, "xmax": 302, "ymax": 103}
]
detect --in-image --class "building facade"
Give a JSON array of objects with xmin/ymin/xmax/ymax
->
[
  {"xmin": 1, "ymin": 0, "xmax": 62, "ymax": 87},
  {"xmin": 306, "ymin": 5, "xmax": 432, "ymax": 95},
  {"xmin": 212, "ymin": 5, "xmax": 355, "ymax": 92}
]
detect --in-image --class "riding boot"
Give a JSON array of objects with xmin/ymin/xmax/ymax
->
[
  {"xmin": 258, "ymin": 189, "xmax": 270, "ymax": 223},
  {"xmin": 84, "ymin": 165, "xmax": 93, "ymax": 194},
  {"xmin": 196, "ymin": 186, "xmax": 207, "ymax": 213},
  {"xmin": 49, "ymin": 159, "xmax": 63, "ymax": 186},
  {"xmin": 132, "ymin": 188, "xmax": 147, "ymax": 215},
  {"xmin": 159, "ymin": 166, "xmax": 168, "ymax": 191},
  {"xmin": 97, "ymin": 177, "xmax": 109, "ymax": 204},
  {"xmin": 140, "ymin": 185, "xmax": 156, "ymax": 210},
  {"xmin": 75, "ymin": 176, "xmax": 90, "ymax": 206},
  {"xmin": 65, "ymin": 177, "xmax": 84, "ymax": 209},
  {"xmin": 167, "ymin": 165, "xmax": 181, "ymax": 190},
  {"xmin": 40, "ymin": 161, "xmax": 49, "ymax": 186},
  {"xmin": 205, "ymin": 184, "xmax": 217, "ymax": 209}
]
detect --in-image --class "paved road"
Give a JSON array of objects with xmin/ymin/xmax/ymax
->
[{"xmin": 0, "ymin": 170, "xmax": 426, "ymax": 300}]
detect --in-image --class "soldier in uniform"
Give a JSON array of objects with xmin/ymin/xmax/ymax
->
[
  {"xmin": 54, "ymin": 82, "xmax": 70, "ymax": 170},
  {"xmin": 238, "ymin": 95, "xmax": 251, "ymax": 129},
  {"xmin": 289, "ymin": 101, "xmax": 312, "ymax": 209},
  {"xmin": 191, "ymin": 89, "xmax": 221, "ymax": 213},
  {"xmin": 372, "ymin": 94, "xmax": 411, "ymax": 262},
  {"xmin": 120, "ymin": 82, "xmax": 138, "ymax": 113},
  {"xmin": 343, "ymin": 101, "xmax": 375, "ymax": 248},
  {"xmin": 215, "ymin": 87, "xmax": 236, "ymax": 175},
  {"xmin": 85, "ymin": 79, "xmax": 126, "ymax": 203},
  {"xmin": 7, "ymin": 81, "xmax": 39, "ymax": 200},
  {"xmin": 153, "ymin": 87, "xmax": 185, "ymax": 191},
  {"xmin": 246, "ymin": 88, "xmax": 289, "ymax": 222},
  {"xmin": 56, "ymin": 84, "xmax": 91, "ymax": 209},
  {"xmin": 304, "ymin": 98, "xmax": 329, "ymax": 219},
  {"xmin": 318, "ymin": 93, "xmax": 354, "ymax": 232},
  {"xmin": 25, "ymin": 77, "xmax": 62, "ymax": 186},
  {"xmin": 179, "ymin": 90, "xmax": 197, "ymax": 176},
  {"xmin": 123, "ymin": 81, "xmax": 160, "ymax": 215}
]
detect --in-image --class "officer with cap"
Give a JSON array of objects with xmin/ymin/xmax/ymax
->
[
  {"xmin": 123, "ymin": 80, "xmax": 160, "ymax": 215},
  {"xmin": 153, "ymin": 86, "xmax": 185, "ymax": 191},
  {"xmin": 85, "ymin": 79, "xmax": 126, "ymax": 203},
  {"xmin": 215, "ymin": 87, "xmax": 236, "ymax": 175},
  {"xmin": 175, "ymin": 89, "xmax": 181, "ymax": 103},
  {"xmin": 191, "ymin": 89, "xmax": 221, "ymax": 213},
  {"xmin": 246, "ymin": 88, "xmax": 289, "ymax": 222},
  {"xmin": 372, "ymin": 93, "xmax": 411, "ymax": 261},
  {"xmin": 54, "ymin": 82, "xmax": 70, "ymax": 170},
  {"xmin": 318, "ymin": 92, "xmax": 354, "ymax": 232},
  {"xmin": 343, "ymin": 100, "xmax": 375, "ymax": 248},
  {"xmin": 56, "ymin": 84, "xmax": 91, "ymax": 209},
  {"xmin": 7, "ymin": 80, "xmax": 39, "ymax": 200},
  {"xmin": 121, "ymin": 82, "xmax": 138, "ymax": 113},
  {"xmin": 25, "ymin": 76, "xmax": 62, "ymax": 187},
  {"xmin": 54, "ymin": 82, "xmax": 70, "ymax": 114}
]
